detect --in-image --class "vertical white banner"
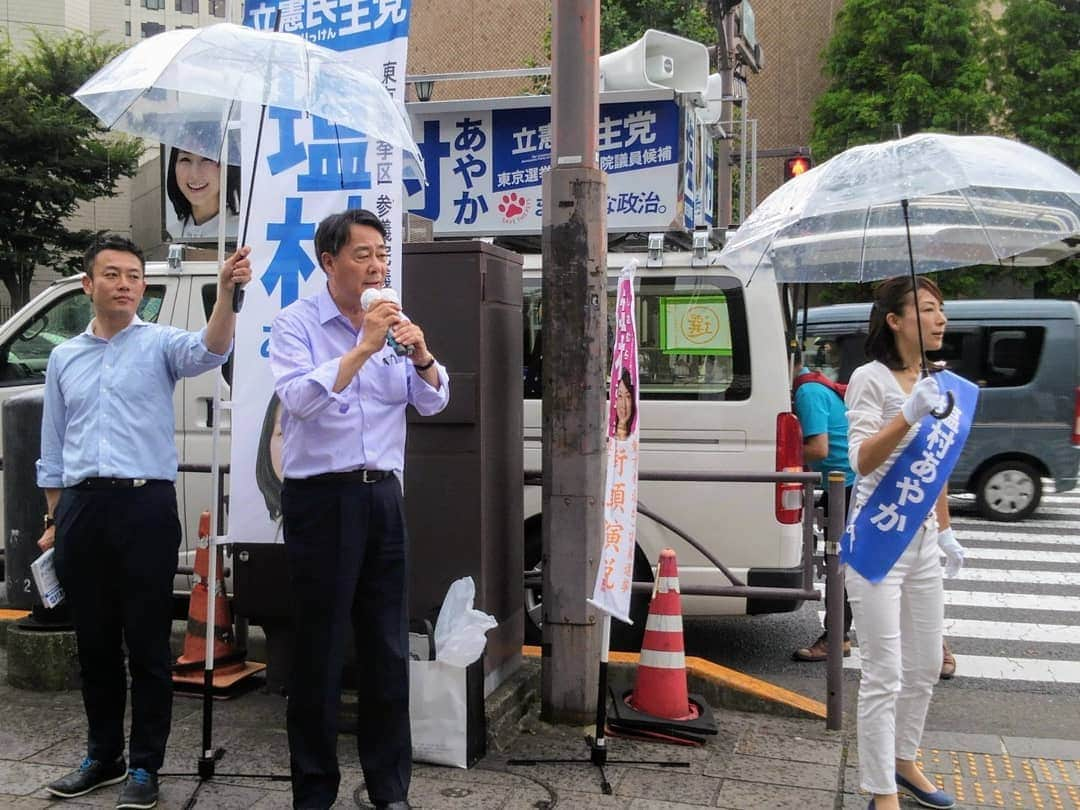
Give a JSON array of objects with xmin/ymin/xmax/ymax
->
[
  {"xmin": 588, "ymin": 261, "xmax": 640, "ymax": 623},
  {"xmin": 228, "ymin": 1, "xmax": 412, "ymax": 543}
]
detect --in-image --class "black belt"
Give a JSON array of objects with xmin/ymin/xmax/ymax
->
[
  {"xmin": 73, "ymin": 477, "xmax": 162, "ymax": 490},
  {"xmin": 301, "ymin": 469, "xmax": 393, "ymax": 485}
]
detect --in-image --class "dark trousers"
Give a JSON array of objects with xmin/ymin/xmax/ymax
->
[
  {"xmin": 52, "ymin": 482, "xmax": 180, "ymax": 772},
  {"xmin": 281, "ymin": 475, "xmax": 411, "ymax": 810},
  {"xmin": 821, "ymin": 484, "xmax": 854, "ymax": 638}
]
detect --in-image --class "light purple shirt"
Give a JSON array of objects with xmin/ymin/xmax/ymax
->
[{"xmin": 269, "ymin": 286, "xmax": 449, "ymax": 479}]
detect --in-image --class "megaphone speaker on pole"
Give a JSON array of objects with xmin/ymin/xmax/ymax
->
[{"xmin": 600, "ymin": 29, "xmax": 710, "ymax": 95}]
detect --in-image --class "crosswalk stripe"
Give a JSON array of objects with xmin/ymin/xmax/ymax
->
[
  {"xmin": 959, "ymin": 530, "xmax": 1080, "ymax": 547},
  {"xmin": 818, "ymin": 612, "xmax": 1080, "ymax": 643},
  {"xmin": 843, "ymin": 649, "xmax": 1080, "ymax": 684},
  {"xmin": 944, "ymin": 590, "xmax": 1080, "ymax": 612},
  {"xmin": 963, "ymin": 547, "xmax": 1080, "ymax": 564},
  {"xmin": 952, "ymin": 567, "xmax": 1080, "ymax": 586}
]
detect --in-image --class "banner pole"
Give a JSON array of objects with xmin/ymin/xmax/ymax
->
[{"xmin": 591, "ymin": 613, "xmax": 611, "ymax": 778}]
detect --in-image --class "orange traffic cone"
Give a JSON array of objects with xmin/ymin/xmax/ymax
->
[
  {"xmin": 172, "ymin": 511, "xmax": 265, "ymax": 693},
  {"xmin": 606, "ymin": 548, "xmax": 716, "ymax": 743},
  {"xmin": 627, "ymin": 549, "xmax": 698, "ymax": 721}
]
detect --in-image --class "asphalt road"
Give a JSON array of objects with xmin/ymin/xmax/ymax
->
[{"xmin": 682, "ymin": 485, "xmax": 1080, "ymax": 740}]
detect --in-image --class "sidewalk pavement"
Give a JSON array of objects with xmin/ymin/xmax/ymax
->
[{"xmin": 3, "ymin": 641, "xmax": 1080, "ymax": 809}]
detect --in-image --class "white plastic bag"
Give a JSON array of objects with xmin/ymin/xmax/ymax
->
[{"xmin": 433, "ymin": 577, "xmax": 497, "ymax": 666}]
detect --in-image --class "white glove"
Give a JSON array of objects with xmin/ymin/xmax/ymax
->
[
  {"xmin": 901, "ymin": 375, "xmax": 944, "ymax": 425},
  {"xmin": 938, "ymin": 527, "xmax": 965, "ymax": 578}
]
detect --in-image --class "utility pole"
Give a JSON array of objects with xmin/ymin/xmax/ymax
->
[
  {"xmin": 540, "ymin": 0, "xmax": 607, "ymax": 723},
  {"xmin": 713, "ymin": 4, "xmax": 737, "ymax": 229}
]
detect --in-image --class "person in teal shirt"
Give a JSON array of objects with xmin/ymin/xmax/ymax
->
[{"xmin": 791, "ymin": 347, "xmax": 855, "ymax": 662}]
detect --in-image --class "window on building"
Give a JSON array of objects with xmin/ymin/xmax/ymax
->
[
  {"xmin": 142, "ymin": 0, "xmax": 165, "ymax": 9},
  {"xmin": 209, "ymin": 0, "xmax": 225, "ymax": 16},
  {"xmin": 141, "ymin": 21, "xmax": 166, "ymax": 38},
  {"xmin": 125, "ymin": 21, "xmax": 131, "ymax": 36},
  {"xmin": 175, "ymin": 0, "xmax": 199, "ymax": 12}
]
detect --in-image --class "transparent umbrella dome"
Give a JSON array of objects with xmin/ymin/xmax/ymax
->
[
  {"xmin": 74, "ymin": 22, "xmax": 422, "ymax": 176},
  {"xmin": 719, "ymin": 133, "xmax": 1080, "ymax": 283}
]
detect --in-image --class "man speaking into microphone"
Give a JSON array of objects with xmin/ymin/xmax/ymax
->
[{"xmin": 269, "ymin": 208, "xmax": 448, "ymax": 810}]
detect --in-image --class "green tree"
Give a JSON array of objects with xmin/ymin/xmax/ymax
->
[
  {"xmin": 0, "ymin": 32, "xmax": 142, "ymax": 308},
  {"xmin": 600, "ymin": 0, "xmax": 714, "ymax": 53},
  {"xmin": 987, "ymin": 0, "xmax": 1079, "ymax": 297},
  {"xmin": 811, "ymin": 0, "xmax": 997, "ymax": 161}
]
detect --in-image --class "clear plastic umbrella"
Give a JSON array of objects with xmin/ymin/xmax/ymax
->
[
  {"xmin": 719, "ymin": 133, "xmax": 1080, "ymax": 283},
  {"xmin": 721, "ymin": 132, "xmax": 1080, "ymax": 417},
  {"xmin": 73, "ymin": 22, "xmax": 422, "ymax": 173}
]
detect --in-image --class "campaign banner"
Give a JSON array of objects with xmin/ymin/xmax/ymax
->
[
  {"xmin": 406, "ymin": 98, "xmax": 686, "ymax": 236},
  {"xmin": 227, "ymin": 0, "xmax": 411, "ymax": 544},
  {"xmin": 841, "ymin": 371, "xmax": 979, "ymax": 582},
  {"xmin": 588, "ymin": 261, "xmax": 641, "ymax": 623}
]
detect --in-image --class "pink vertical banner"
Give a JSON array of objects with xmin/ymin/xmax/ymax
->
[{"xmin": 589, "ymin": 260, "xmax": 640, "ymax": 623}]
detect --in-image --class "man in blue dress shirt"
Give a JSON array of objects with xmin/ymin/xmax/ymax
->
[
  {"xmin": 36, "ymin": 234, "xmax": 251, "ymax": 809},
  {"xmin": 269, "ymin": 208, "xmax": 448, "ymax": 810}
]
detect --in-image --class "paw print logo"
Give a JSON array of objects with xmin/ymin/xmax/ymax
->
[{"xmin": 498, "ymin": 192, "xmax": 529, "ymax": 223}]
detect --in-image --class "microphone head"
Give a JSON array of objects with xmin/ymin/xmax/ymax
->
[
  {"xmin": 381, "ymin": 287, "xmax": 401, "ymax": 305},
  {"xmin": 360, "ymin": 288, "xmax": 382, "ymax": 311}
]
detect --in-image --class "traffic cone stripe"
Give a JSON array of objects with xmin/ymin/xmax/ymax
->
[
  {"xmin": 645, "ymin": 613, "xmax": 683, "ymax": 633},
  {"xmin": 639, "ymin": 649, "xmax": 686, "ymax": 670},
  {"xmin": 656, "ymin": 576, "xmax": 680, "ymax": 593}
]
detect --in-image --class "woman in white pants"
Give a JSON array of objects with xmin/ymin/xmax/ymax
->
[{"xmin": 845, "ymin": 276, "xmax": 965, "ymax": 810}]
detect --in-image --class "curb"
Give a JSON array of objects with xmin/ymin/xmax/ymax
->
[{"xmin": 521, "ymin": 645, "xmax": 826, "ymax": 721}]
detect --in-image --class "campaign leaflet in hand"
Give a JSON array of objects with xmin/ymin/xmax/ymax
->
[{"xmin": 31, "ymin": 548, "xmax": 65, "ymax": 608}]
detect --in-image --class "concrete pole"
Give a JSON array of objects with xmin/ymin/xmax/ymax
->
[
  {"xmin": 715, "ymin": 10, "xmax": 736, "ymax": 229},
  {"xmin": 540, "ymin": 0, "xmax": 607, "ymax": 724}
]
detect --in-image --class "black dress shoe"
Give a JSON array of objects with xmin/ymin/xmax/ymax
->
[
  {"xmin": 46, "ymin": 756, "xmax": 127, "ymax": 798},
  {"xmin": 374, "ymin": 802, "xmax": 412, "ymax": 810}
]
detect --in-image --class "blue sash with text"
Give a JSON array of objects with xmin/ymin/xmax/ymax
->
[{"xmin": 841, "ymin": 370, "xmax": 979, "ymax": 583}]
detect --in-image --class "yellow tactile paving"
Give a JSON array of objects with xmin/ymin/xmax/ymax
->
[{"xmin": 918, "ymin": 749, "xmax": 1080, "ymax": 809}]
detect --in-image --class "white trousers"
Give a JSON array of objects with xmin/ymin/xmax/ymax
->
[{"xmin": 846, "ymin": 524, "xmax": 944, "ymax": 794}]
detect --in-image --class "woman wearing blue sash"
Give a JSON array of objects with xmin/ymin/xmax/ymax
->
[{"xmin": 845, "ymin": 276, "xmax": 966, "ymax": 810}]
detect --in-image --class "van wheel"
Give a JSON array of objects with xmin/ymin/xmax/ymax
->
[
  {"xmin": 975, "ymin": 460, "xmax": 1042, "ymax": 522},
  {"xmin": 523, "ymin": 524, "xmax": 653, "ymax": 652}
]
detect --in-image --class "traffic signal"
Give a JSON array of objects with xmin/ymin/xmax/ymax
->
[{"xmin": 784, "ymin": 154, "xmax": 812, "ymax": 181}]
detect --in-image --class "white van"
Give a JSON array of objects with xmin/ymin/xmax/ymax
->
[
  {"xmin": 1, "ymin": 248, "xmax": 807, "ymax": 638},
  {"xmin": 521, "ymin": 248, "xmax": 806, "ymax": 647}
]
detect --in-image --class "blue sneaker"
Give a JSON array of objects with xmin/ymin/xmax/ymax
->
[
  {"xmin": 46, "ymin": 756, "xmax": 127, "ymax": 798},
  {"xmin": 895, "ymin": 772, "xmax": 955, "ymax": 809},
  {"xmin": 116, "ymin": 768, "xmax": 159, "ymax": 809}
]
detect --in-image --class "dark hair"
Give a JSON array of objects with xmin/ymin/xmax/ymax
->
[
  {"xmin": 865, "ymin": 275, "xmax": 944, "ymax": 370},
  {"xmin": 83, "ymin": 234, "xmax": 145, "ymax": 277},
  {"xmin": 314, "ymin": 208, "xmax": 387, "ymax": 270},
  {"xmin": 615, "ymin": 367, "xmax": 637, "ymax": 436},
  {"xmin": 166, "ymin": 147, "xmax": 241, "ymax": 224},
  {"xmin": 254, "ymin": 392, "xmax": 283, "ymax": 521}
]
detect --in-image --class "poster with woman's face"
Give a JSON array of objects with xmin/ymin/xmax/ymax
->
[
  {"xmin": 161, "ymin": 142, "xmax": 241, "ymax": 244},
  {"xmin": 607, "ymin": 275, "xmax": 639, "ymax": 440}
]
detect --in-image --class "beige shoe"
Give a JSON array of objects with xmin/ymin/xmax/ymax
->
[
  {"xmin": 940, "ymin": 642, "xmax": 956, "ymax": 680},
  {"xmin": 792, "ymin": 634, "xmax": 852, "ymax": 662}
]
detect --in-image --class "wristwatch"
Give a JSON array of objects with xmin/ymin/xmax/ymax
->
[
  {"xmin": 43, "ymin": 513, "xmax": 55, "ymax": 530},
  {"xmin": 413, "ymin": 356, "xmax": 436, "ymax": 372}
]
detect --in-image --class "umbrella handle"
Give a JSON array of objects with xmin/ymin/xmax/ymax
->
[
  {"xmin": 232, "ymin": 285, "xmax": 244, "ymax": 313},
  {"xmin": 930, "ymin": 390, "xmax": 955, "ymax": 420}
]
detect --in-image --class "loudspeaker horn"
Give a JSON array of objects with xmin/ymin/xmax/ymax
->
[{"xmin": 600, "ymin": 29, "xmax": 710, "ymax": 95}]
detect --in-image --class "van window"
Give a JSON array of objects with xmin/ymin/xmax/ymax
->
[
  {"xmin": 804, "ymin": 325, "xmax": 1045, "ymax": 390},
  {"xmin": 979, "ymin": 327, "xmax": 1044, "ymax": 388},
  {"xmin": 0, "ymin": 286, "xmax": 165, "ymax": 385},
  {"xmin": 524, "ymin": 275, "xmax": 751, "ymax": 401}
]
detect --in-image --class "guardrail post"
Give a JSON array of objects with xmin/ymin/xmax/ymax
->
[{"xmin": 825, "ymin": 470, "xmax": 846, "ymax": 730}]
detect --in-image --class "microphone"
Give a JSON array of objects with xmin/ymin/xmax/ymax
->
[{"xmin": 360, "ymin": 287, "xmax": 413, "ymax": 356}]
